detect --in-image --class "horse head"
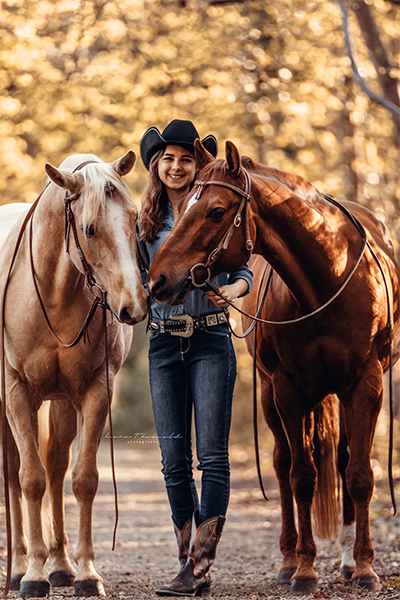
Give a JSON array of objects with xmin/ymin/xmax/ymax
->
[
  {"xmin": 148, "ymin": 140, "xmax": 255, "ymax": 305},
  {"xmin": 45, "ymin": 151, "xmax": 148, "ymax": 325}
]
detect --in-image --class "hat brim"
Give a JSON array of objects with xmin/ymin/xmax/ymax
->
[{"xmin": 140, "ymin": 128, "xmax": 218, "ymax": 171}]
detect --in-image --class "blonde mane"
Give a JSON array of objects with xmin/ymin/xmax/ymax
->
[{"xmin": 55, "ymin": 154, "xmax": 133, "ymax": 230}]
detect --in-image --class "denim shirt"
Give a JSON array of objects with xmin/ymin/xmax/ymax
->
[{"xmin": 140, "ymin": 204, "xmax": 253, "ymax": 320}]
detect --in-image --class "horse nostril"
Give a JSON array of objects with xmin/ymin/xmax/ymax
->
[
  {"xmin": 119, "ymin": 308, "xmax": 133, "ymax": 324},
  {"xmin": 153, "ymin": 273, "xmax": 167, "ymax": 295}
]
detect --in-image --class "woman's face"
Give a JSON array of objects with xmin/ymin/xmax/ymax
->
[{"xmin": 158, "ymin": 145, "xmax": 196, "ymax": 196}]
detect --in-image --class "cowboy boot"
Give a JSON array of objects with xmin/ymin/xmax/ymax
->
[
  {"xmin": 156, "ymin": 515, "xmax": 226, "ymax": 597},
  {"xmin": 173, "ymin": 515, "xmax": 194, "ymax": 566}
]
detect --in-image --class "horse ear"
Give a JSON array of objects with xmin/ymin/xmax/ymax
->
[
  {"xmin": 112, "ymin": 150, "xmax": 137, "ymax": 176},
  {"xmin": 225, "ymin": 141, "xmax": 242, "ymax": 176},
  {"xmin": 194, "ymin": 139, "xmax": 214, "ymax": 170},
  {"xmin": 45, "ymin": 163, "xmax": 84, "ymax": 195}
]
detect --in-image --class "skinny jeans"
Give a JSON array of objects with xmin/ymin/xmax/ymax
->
[{"xmin": 149, "ymin": 324, "xmax": 236, "ymax": 529}]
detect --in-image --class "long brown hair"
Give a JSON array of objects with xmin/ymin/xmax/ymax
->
[
  {"xmin": 139, "ymin": 150, "xmax": 170, "ymax": 243},
  {"xmin": 140, "ymin": 147, "xmax": 197, "ymax": 243}
]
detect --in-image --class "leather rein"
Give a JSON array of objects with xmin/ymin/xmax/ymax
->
[
  {"xmin": 187, "ymin": 168, "xmax": 397, "ymax": 513},
  {"xmin": 1, "ymin": 161, "xmax": 120, "ymax": 598}
]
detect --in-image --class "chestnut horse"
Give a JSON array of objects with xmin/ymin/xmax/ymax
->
[
  {"xmin": 0, "ymin": 152, "xmax": 148, "ymax": 597},
  {"xmin": 147, "ymin": 140, "xmax": 400, "ymax": 595}
]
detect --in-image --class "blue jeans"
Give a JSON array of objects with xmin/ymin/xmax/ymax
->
[{"xmin": 149, "ymin": 324, "xmax": 236, "ymax": 529}]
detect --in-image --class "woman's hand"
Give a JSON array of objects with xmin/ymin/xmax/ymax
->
[{"xmin": 205, "ymin": 279, "xmax": 249, "ymax": 308}]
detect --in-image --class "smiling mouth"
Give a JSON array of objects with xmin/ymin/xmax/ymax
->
[{"xmin": 168, "ymin": 174, "xmax": 185, "ymax": 179}]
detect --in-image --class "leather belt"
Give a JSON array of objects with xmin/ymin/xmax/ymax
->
[{"xmin": 149, "ymin": 312, "xmax": 228, "ymax": 338}]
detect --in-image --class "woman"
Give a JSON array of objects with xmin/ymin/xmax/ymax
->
[{"xmin": 139, "ymin": 120, "xmax": 253, "ymax": 597}]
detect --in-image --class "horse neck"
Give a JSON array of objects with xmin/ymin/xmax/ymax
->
[
  {"xmin": 250, "ymin": 177, "xmax": 358, "ymax": 311},
  {"xmin": 30, "ymin": 191, "xmax": 88, "ymax": 306}
]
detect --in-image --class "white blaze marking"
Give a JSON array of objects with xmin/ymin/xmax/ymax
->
[
  {"xmin": 108, "ymin": 202, "xmax": 142, "ymax": 311},
  {"xmin": 184, "ymin": 195, "xmax": 198, "ymax": 215}
]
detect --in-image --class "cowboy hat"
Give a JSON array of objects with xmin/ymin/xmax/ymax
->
[{"xmin": 140, "ymin": 119, "xmax": 218, "ymax": 170}]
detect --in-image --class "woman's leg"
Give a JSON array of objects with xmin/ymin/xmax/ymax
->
[
  {"xmin": 155, "ymin": 327, "xmax": 235, "ymax": 596},
  {"xmin": 149, "ymin": 334, "xmax": 199, "ymax": 529},
  {"xmin": 188, "ymin": 327, "xmax": 236, "ymax": 522}
]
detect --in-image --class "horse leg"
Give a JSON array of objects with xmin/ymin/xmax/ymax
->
[
  {"xmin": 272, "ymin": 370, "xmax": 318, "ymax": 595},
  {"xmin": 260, "ymin": 376, "xmax": 298, "ymax": 583},
  {"xmin": 72, "ymin": 387, "xmax": 108, "ymax": 597},
  {"xmin": 6, "ymin": 389, "xmax": 50, "ymax": 597},
  {"xmin": 5, "ymin": 421, "xmax": 28, "ymax": 590},
  {"xmin": 338, "ymin": 403, "xmax": 356, "ymax": 581},
  {"xmin": 46, "ymin": 400, "xmax": 77, "ymax": 587},
  {"xmin": 341, "ymin": 361, "xmax": 383, "ymax": 591}
]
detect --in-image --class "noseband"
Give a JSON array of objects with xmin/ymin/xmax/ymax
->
[{"xmin": 188, "ymin": 168, "xmax": 254, "ymax": 287}]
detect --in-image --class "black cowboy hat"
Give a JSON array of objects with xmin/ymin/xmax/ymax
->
[{"xmin": 140, "ymin": 119, "xmax": 218, "ymax": 170}]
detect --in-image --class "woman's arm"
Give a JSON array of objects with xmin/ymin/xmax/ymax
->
[{"xmin": 205, "ymin": 278, "xmax": 249, "ymax": 308}]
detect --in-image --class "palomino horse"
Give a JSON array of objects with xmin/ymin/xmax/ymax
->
[
  {"xmin": 147, "ymin": 140, "xmax": 400, "ymax": 595},
  {"xmin": 0, "ymin": 152, "xmax": 148, "ymax": 597}
]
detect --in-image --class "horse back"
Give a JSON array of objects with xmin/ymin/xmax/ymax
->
[
  {"xmin": 342, "ymin": 200, "xmax": 397, "ymax": 260},
  {"xmin": 0, "ymin": 203, "xmax": 31, "ymax": 252}
]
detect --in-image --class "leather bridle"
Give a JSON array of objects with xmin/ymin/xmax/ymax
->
[
  {"xmin": 188, "ymin": 168, "xmax": 254, "ymax": 287},
  {"xmin": 32, "ymin": 161, "xmax": 110, "ymax": 348}
]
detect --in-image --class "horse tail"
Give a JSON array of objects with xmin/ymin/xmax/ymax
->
[{"xmin": 312, "ymin": 393, "xmax": 340, "ymax": 540}]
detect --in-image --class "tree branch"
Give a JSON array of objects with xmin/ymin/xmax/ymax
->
[
  {"xmin": 351, "ymin": 0, "xmax": 400, "ymax": 114},
  {"xmin": 335, "ymin": 0, "xmax": 400, "ymax": 125}
]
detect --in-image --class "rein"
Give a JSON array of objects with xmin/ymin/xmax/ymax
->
[
  {"xmin": 1, "ymin": 162, "xmax": 120, "ymax": 598},
  {"xmin": 189, "ymin": 171, "xmax": 397, "ymax": 514}
]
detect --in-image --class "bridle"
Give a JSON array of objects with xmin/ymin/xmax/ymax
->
[
  {"xmin": 1, "ymin": 160, "xmax": 121, "ymax": 598},
  {"xmin": 188, "ymin": 168, "xmax": 254, "ymax": 287},
  {"xmin": 30, "ymin": 161, "xmax": 112, "ymax": 348},
  {"xmin": 184, "ymin": 166, "xmax": 397, "ymax": 514}
]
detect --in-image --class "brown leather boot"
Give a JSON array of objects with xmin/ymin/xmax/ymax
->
[
  {"xmin": 173, "ymin": 515, "xmax": 194, "ymax": 566},
  {"xmin": 156, "ymin": 515, "xmax": 225, "ymax": 597}
]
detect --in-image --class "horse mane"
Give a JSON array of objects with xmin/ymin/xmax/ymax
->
[
  {"xmin": 53, "ymin": 154, "xmax": 133, "ymax": 231},
  {"xmin": 241, "ymin": 155, "xmax": 323, "ymax": 202},
  {"xmin": 205, "ymin": 156, "xmax": 322, "ymax": 203}
]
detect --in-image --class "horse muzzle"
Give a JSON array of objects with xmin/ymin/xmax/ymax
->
[{"xmin": 148, "ymin": 272, "xmax": 191, "ymax": 306}]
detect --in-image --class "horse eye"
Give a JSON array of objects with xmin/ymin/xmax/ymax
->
[
  {"xmin": 105, "ymin": 183, "xmax": 116, "ymax": 195},
  {"xmin": 80, "ymin": 225, "xmax": 95, "ymax": 237},
  {"xmin": 209, "ymin": 208, "xmax": 226, "ymax": 220}
]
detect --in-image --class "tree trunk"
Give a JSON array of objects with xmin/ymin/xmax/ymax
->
[{"xmin": 346, "ymin": 0, "xmax": 400, "ymax": 143}]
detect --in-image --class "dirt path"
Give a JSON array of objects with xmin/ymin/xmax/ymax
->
[{"xmin": 1, "ymin": 443, "xmax": 399, "ymax": 599}]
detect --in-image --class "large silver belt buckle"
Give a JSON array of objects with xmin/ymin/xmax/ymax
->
[{"xmin": 169, "ymin": 315, "xmax": 194, "ymax": 338}]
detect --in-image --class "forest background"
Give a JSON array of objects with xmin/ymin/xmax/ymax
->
[{"xmin": 1, "ymin": 0, "xmax": 399, "ymax": 482}]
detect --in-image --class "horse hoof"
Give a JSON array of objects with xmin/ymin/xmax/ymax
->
[
  {"xmin": 9, "ymin": 575, "xmax": 24, "ymax": 591},
  {"xmin": 18, "ymin": 580, "xmax": 50, "ymax": 598},
  {"xmin": 353, "ymin": 576, "xmax": 380, "ymax": 591},
  {"xmin": 340, "ymin": 565, "xmax": 355, "ymax": 581},
  {"xmin": 290, "ymin": 578, "xmax": 318, "ymax": 595},
  {"xmin": 75, "ymin": 579, "xmax": 106, "ymax": 597},
  {"xmin": 49, "ymin": 570, "xmax": 75, "ymax": 587},
  {"xmin": 277, "ymin": 568, "xmax": 296, "ymax": 583}
]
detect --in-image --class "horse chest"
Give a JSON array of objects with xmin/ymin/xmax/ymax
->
[{"xmin": 12, "ymin": 344, "xmax": 105, "ymax": 395}]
